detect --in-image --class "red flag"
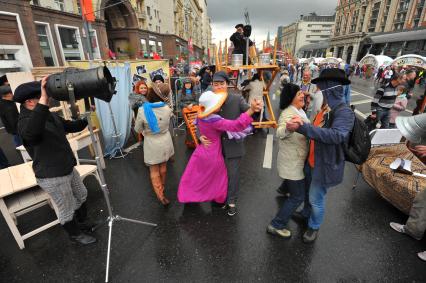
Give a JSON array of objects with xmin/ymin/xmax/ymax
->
[{"xmin": 81, "ymin": 0, "xmax": 95, "ymax": 22}]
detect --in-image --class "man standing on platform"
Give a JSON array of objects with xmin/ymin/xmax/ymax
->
[
  {"xmin": 230, "ymin": 24, "xmax": 253, "ymax": 65},
  {"xmin": 15, "ymin": 78, "xmax": 96, "ymax": 245}
]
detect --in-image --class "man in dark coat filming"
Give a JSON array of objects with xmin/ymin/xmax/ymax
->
[{"xmin": 15, "ymin": 77, "xmax": 96, "ymax": 245}]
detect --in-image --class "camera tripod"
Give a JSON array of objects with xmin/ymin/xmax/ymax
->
[{"xmin": 67, "ymin": 85, "xmax": 157, "ymax": 282}]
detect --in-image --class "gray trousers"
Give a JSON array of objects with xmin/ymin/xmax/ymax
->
[
  {"xmin": 37, "ymin": 168, "xmax": 87, "ymax": 225},
  {"xmin": 225, "ymin": 157, "xmax": 241, "ymax": 205},
  {"xmin": 406, "ymin": 188, "xmax": 426, "ymax": 240}
]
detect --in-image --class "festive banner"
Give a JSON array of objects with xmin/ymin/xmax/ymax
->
[{"xmin": 81, "ymin": 0, "xmax": 95, "ymax": 22}]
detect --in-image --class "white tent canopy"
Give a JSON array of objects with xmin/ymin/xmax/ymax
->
[
  {"xmin": 392, "ymin": 54, "xmax": 426, "ymax": 69},
  {"xmin": 359, "ymin": 54, "xmax": 393, "ymax": 68},
  {"xmin": 320, "ymin": 57, "xmax": 340, "ymax": 65},
  {"xmin": 309, "ymin": 57, "xmax": 324, "ymax": 64},
  {"xmin": 298, "ymin": 58, "xmax": 308, "ymax": 63}
]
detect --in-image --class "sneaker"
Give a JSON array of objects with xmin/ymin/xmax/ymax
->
[
  {"xmin": 303, "ymin": 228, "xmax": 319, "ymax": 243},
  {"xmin": 227, "ymin": 204, "xmax": 237, "ymax": 216},
  {"xmin": 418, "ymin": 251, "xmax": 426, "ymax": 261},
  {"xmin": 266, "ymin": 224, "xmax": 291, "ymax": 238},
  {"xmin": 389, "ymin": 222, "xmax": 406, "ymax": 234}
]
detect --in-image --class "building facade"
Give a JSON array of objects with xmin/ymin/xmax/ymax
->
[
  {"xmin": 0, "ymin": 0, "xmax": 212, "ymax": 75},
  {"xmin": 278, "ymin": 13, "xmax": 335, "ymax": 56},
  {"xmin": 330, "ymin": 0, "xmax": 426, "ymax": 64}
]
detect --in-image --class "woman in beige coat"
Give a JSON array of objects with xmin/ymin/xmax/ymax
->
[
  {"xmin": 135, "ymin": 83, "xmax": 174, "ymax": 206},
  {"xmin": 267, "ymin": 83, "xmax": 310, "ymax": 238}
]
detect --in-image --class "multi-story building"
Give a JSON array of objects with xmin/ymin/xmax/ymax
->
[
  {"xmin": 330, "ymin": 0, "xmax": 426, "ymax": 64},
  {"xmin": 278, "ymin": 13, "xmax": 335, "ymax": 57},
  {"xmin": 0, "ymin": 0, "xmax": 212, "ymax": 75}
]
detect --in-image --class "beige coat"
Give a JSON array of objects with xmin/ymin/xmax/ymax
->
[
  {"xmin": 276, "ymin": 106, "xmax": 310, "ymax": 180},
  {"xmin": 134, "ymin": 105, "xmax": 174, "ymax": 165},
  {"xmin": 243, "ymin": 80, "xmax": 264, "ymax": 103}
]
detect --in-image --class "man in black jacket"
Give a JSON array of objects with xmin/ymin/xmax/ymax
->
[
  {"xmin": 0, "ymin": 85, "xmax": 21, "ymax": 147},
  {"xmin": 230, "ymin": 24, "xmax": 253, "ymax": 65},
  {"xmin": 14, "ymin": 77, "xmax": 96, "ymax": 245}
]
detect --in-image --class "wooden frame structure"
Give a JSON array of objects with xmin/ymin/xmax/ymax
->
[{"xmin": 216, "ymin": 37, "xmax": 280, "ymax": 128}]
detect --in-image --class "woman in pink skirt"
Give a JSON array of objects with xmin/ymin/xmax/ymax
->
[{"xmin": 178, "ymin": 91, "xmax": 261, "ymax": 203}]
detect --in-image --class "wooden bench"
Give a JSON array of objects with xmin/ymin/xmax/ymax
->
[{"xmin": 0, "ymin": 153, "xmax": 101, "ymax": 249}]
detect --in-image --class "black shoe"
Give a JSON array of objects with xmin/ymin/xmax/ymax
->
[
  {"xmin": 303, "ymin": 228, "xmax": 319, "ymax": 243},
  {"xmin": 227, "ymin": 205, "xmax": 237, "ymax": 216},
  {"xmin": 211, "ymin": 201, "xmax": 226, "ymax": 209},
  {"xmin": 70, "ymin": 233, "xmax": 97, "ymax": 245},
  {"xmin": 291, "ymin": 212, "xmax": 308, "ymax": 225}
]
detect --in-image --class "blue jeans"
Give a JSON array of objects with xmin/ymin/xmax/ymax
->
[
  {"xmin": 304, "ymin": 166, "xmax": 330, "ymax": 229},
  {"xmin": 271, "ymin": 178, "xmax": 306, "ymax": 229},
  {"xmin": 376, "ymin": 107, "xmax": 390, "ymax": 129}
]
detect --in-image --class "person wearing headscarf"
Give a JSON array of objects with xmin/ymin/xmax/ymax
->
[
  {"xmin": 177, "ymin": 90, "xmax": 261, "ymax": 204},
  {"xmin": 134, "ymin": 83, "xmax": 174, "ymax": 206},
  {"xmin": 267, "ymin": 83, "xmax": 310, "ymax": 238}
]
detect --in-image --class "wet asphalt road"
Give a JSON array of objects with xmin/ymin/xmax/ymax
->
[{"xmin": 0, "ymin": 77, "xmax": 425, "ymax": 282}]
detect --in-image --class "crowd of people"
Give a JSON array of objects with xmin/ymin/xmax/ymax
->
[{"xmin": 0, "ymin": 46, "xmax": 425, "ymax": 261}]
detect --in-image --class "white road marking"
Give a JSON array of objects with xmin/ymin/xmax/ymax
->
[
  {"xmin": 263, "ymin": 134, "xmax": 274, "ymax": 169},
  {"xmin": 354, "ymin": 109, "xmax": 367, "ymax": 119},
  {"xmin": 351, "ymin": 99, "xmax": 372, "ymax": 105}
]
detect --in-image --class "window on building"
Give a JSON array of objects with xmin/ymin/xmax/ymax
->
[
  {"xmin": 141, "ymin": 39, "xmax": 148, "ymax": 55},
  {"xmin": 54, "ymin": 0, "xmax": 64, "ymax": 11},
  {"xmin": 76, "ymin": 1, "xmax": 81, "ymax": 15},
  {"xmin": 149, "ymin": 40, "xmax": 156, "ymax": 56},
  {"xmin": 0, "ymin": 53, "xmax": 16, "ymax": 60},
  {"xmin": 157, "ymin": 42, "xmax": 163, "ymax": 56},
  {"xmin": 147, "ymin": 6, "xmax": 151, "ymax": 16},
  {"xmin": 36, "ymin": 23, "xmax": 56, "ymax": 66},
  {"xmin": 32, "ymin": 0, "xmax": 40, "ymax": 5},
  {"xmin": 89, "ymin": 30, "xmax": 101, "ymax": 59},
  {"xmin": 57, "ymin": 26, "xmax": 83, "ymax": 61}
]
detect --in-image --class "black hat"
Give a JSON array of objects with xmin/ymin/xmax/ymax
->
[
  {"xmin": 280, "ymin": 83, "xmax": 301, "ymax": 110},
  {"xmin": 152, "ymin": 74, "xmax": 164, "ymax": 83},
  {"xmin": 235, "ymin": 24, "xmax": 244, "ymax": 29},
  {"xmin": 13, "ymin": 81, "xmax": 42, "ymax": 103},
  {"xmin": 212, "ymin": 71, "xmax": 230, "ymax": 84},
  {"xmin": 0, "ymin": 75, "xmax": 7, "ymax": 86},
  {"xmin": 0, "ymin": 85, "xmax": 12, "ymax": 96},
  {"xmin": 311, "ymin": 68, "xmax": 350, "ymax": 85}
]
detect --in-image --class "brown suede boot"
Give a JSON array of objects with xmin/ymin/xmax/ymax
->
[{"xmin": 151, "ymin": 174, "xmax": 170, "ymax": 206}]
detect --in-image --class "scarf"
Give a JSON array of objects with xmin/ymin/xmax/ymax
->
[
  {"xmin": 142, "ymin": 102, "xmax": 166, "ymax": 134},
  {"xmin": 196, "ymin": 114, "xmax": 252, "ymax": 140}
]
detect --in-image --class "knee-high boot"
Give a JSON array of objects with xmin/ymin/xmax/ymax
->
[{"xmin": 150, "ymin": 173, "xmax": 170, "ymax": 206}]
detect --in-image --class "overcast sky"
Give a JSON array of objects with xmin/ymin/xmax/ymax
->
[{"xmin": 207, "ymin": 0, "xmax": 337, "ymax": 48}]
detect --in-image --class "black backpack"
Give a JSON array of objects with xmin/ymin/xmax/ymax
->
[{"xmin": 331, "ymin": 104, "xmax": 371, "ymax": 165}]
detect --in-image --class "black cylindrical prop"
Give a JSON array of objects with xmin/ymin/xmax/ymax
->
[{"xmin": 46, "ymin": 66, "xmax": 116, "ymax": 102}]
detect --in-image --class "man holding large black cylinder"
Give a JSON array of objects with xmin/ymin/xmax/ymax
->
[
  {"xmin": 230, "ymin": 24, "xmax": 253, "ymax": 65},
  {"xmin": 14, "ymin": 77, "xmax": 96, "ymax": 245}
]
